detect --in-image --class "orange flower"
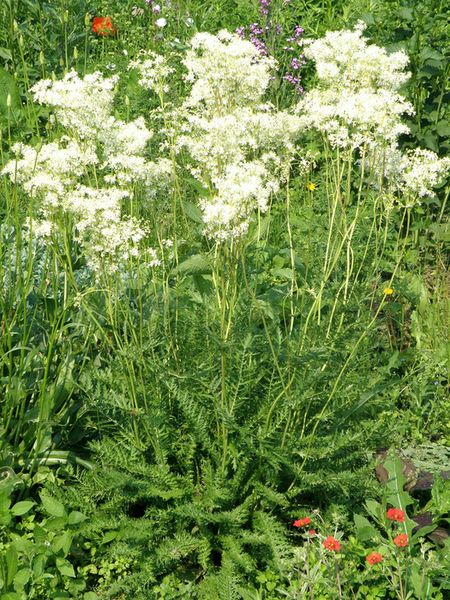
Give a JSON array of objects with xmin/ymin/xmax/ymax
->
[
  {"xmin": 386, "ymin": 508, "xmax": 405, "ymax": 522},
  {"xmin": 323, "ymin": 536, "xmax": 340, "ymax": 552},
  {"xmin": 293, "ymin": 517, "xmax": 311, "ymax": 528},
  {"xmin": 366, "ymin": 551, "xmax": 383, "ymax": 565},
  {"xmin": 393, "ymin": 534, "xmax": 408, "ymax": 547},
  {"xmin": 92, "ymin": 16, "xmax": 117, "ymax": 36}
]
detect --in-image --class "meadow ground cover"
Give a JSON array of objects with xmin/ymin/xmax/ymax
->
[{"xmin": 0, "ymin": 0, "xmax": 449, "ymax": 598}]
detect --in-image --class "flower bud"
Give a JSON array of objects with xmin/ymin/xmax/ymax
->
[
  {"xmin": 63, "ymin": 10, "xmax": 69, "ymax": 23},
  {"xmin": 6, "ymin": 93, "xmax": 12, "ymax": 108},
  {"xmin": 39, "ymin": 51, "xmax": 45, "ymax": 66}
]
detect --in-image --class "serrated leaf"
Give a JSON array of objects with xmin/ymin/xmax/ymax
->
[
  {"xmin": 55, "ymin": 558, "xmax": 75, "ymax": 578},
  {"xmin": 53, "ymin": 532, "xmax": 73, "ymax": 556},
  {"xmin": 183, "ymin": 200, "xmax": 203, "ymax": 223},
  {"xmin": 173, "ymin": 254, "xmax": 212, "ymax": 276},
  {"xmin": 68, "ymin": 510, "xmax": 86, "ymax": 525},
  {"xmin": 100, "ymin": 530, "xmax": 118, "ymax": 545},
  {"xmin": 0, "ymin": 47, "xmax": 13, "ymax": 61},
  {"xmin": 40, "ymin": 493, "xmax": 66, "ymax": 518}
]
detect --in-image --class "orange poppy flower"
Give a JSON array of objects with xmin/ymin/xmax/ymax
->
[{"xmin": 92, "ymin": 16, "xmax": 117, "ymax": 37}]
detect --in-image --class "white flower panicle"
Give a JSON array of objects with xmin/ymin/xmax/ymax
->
[
  {"xmin": 177, "ymin": 31, "xmax": 303, "ymax": 240},
  {"xmin": 31, "ymin": 70, "xmax": 119, "ymax": 138},
  {"xmin": 183, "ymin": 30, "xmax": 277, "ymax": 111},
  {"xmin": 378, "ymin": 146, "xmax": 450, "ymax": 202},
  {"xmin": 302, "ymin": 22, "xmax": 410, "ymax": 91},
  {"xmin": 201, "ymin": 161, "xmax": 279, "ymax": 240},
  {"xmin": 298, "ymin": 22, "xmax": 413, "ymax": 149},
  {"xmin": 4, "ymin": 70, "xmax": 167, "ymax": 275},
  {"xmin": 128, "ymin": 50, "xmax": 174, "ymax": 93},
  {"xmin": 400, "ymin": 149, "xmax": 450, "ymax": 198},
  {"xmin": 3, "ymin": 140, "xmax": 98, "ymax": 200}
]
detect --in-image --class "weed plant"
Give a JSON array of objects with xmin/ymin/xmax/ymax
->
[{"xmin": 0, "ymin": 0, "xmax": 449, "ymax": 598}]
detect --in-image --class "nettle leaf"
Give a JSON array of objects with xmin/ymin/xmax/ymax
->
[
  {"xmin": 55, "ymin": 558, "xmax": 76, "ymax": 578},
  {"xmin": 173, "ymin": 254, "xmax": 212, "ymax": 276},
  {"xmin": 39, "ymin": 493, "xmax": 67, "ymax": 518},
  {"xmin": 68, "ymin": 510, "xmax": 87, "ymax": 525}
]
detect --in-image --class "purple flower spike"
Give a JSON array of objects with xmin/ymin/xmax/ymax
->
[
  {"xmin": 250, "ymin": 23, "xmax": 264, "ymax": 36},
  {"xmin": 259, "ymin": 0, "xmax": 272, "ymax": 15},
  {"xmin": 236, "ymin": 26, "xmax": 245, "ymax": 38}
]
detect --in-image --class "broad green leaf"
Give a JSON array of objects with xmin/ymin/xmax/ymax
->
[
  {"xmin": 11, "ymin": 501, "xmax": 35, "ymax": 516},
  {"xmin": 40, "ymin": 493, "xmax": 66, "ymax": 518},
  {"xmin": 13, "ymin": 568, "xmax": 32, "ymax": 590},
  {"xmin": 173, "ymin": 254, "xmax": 212, "ymax": 276},
  {"xmin": 55, "ymin": 558, "xmax": 75, "ymax": 578},
  {"xmin": 52, "ymin": 532, "xmax": 73, "ymax": 556},
  {"xmin": 354, "ymin": 514, "xmax": 379, "ymax": 541},
  {"xmin": 0, "ymin": 47, "xmax": 13, "ymax": 61},
  {"xmin": 365, "ymin": 499, "xmax": 381, "ymax": 520},
  {"xmin": 45, "ymin": 516, "xmax": 69, "ymax": 530},
  {"xmin": 100, "ymin": 530, "xmax": 118, "ymax": 545},
  {"xmin": 68, "ymin": 511, "xmax": 87, "ymax": 525},
  {"xmin": 183, "ymin": 201, "xmax": 203, "ymax": 224}
]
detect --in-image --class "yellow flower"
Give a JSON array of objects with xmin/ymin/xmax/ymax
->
[
  {"xmin": 383, "ymin": 287, "xmax": 394, "ymax": 295},
  {"xmin": 306, "ymin": 182, "xmax": 317, "ymax": 191}
]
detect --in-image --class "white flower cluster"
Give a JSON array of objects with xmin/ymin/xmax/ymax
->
[
  {"xmin": 297, "ymin": 22, "xmax": 413, "ymax": 149},
  {"xmin": 174, "ymin": 31, "xmax": 303, "ymax": 240},
  {"xmin": 183, "ymin": 30, "xmax": 277, "ymax": 111},
  {"xmin": 32, "ymin": 70, "xmax": 119, "ymax": 138},
  {"xmin": 3, "ymin": 71, "xmax": 169, "ymax": 274},
  {"xmin": 3, "ymin": 139, "xmax": 98, "ymax": 202},
  {"xmin": 128, "ymin": 50, "xmax": 174, "ymax": 94},
  {"xmin": 379, "ymin": 146, "xmax": 450, "ymax": 203},
  {"xmin": 201, "ymin": 161, "xmax": 280, "ymax": 240}
]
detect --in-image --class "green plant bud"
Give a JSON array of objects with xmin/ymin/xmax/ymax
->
[
  {"xmin": 6, "ymin": 93, "xmax": 12, "ymax": 108},
  {"xmin": 85, "ymin": 13, "xmax": 91, "ymax": 27},
  {"xmin": 39, "ymin": 50, "xmax": 45, "ymax": 65},
  {"xmin": 63, "ymin": 10, "xmax": 69, "ymax": 23},
  {"xmin": 73, "ymin": 46, "xmax": 78, "ymax": 59}
]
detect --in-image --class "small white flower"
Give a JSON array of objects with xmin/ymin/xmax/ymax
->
[{"xmin": 155, "ymin": 17, "xmax": 167, "ymax": 28}]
